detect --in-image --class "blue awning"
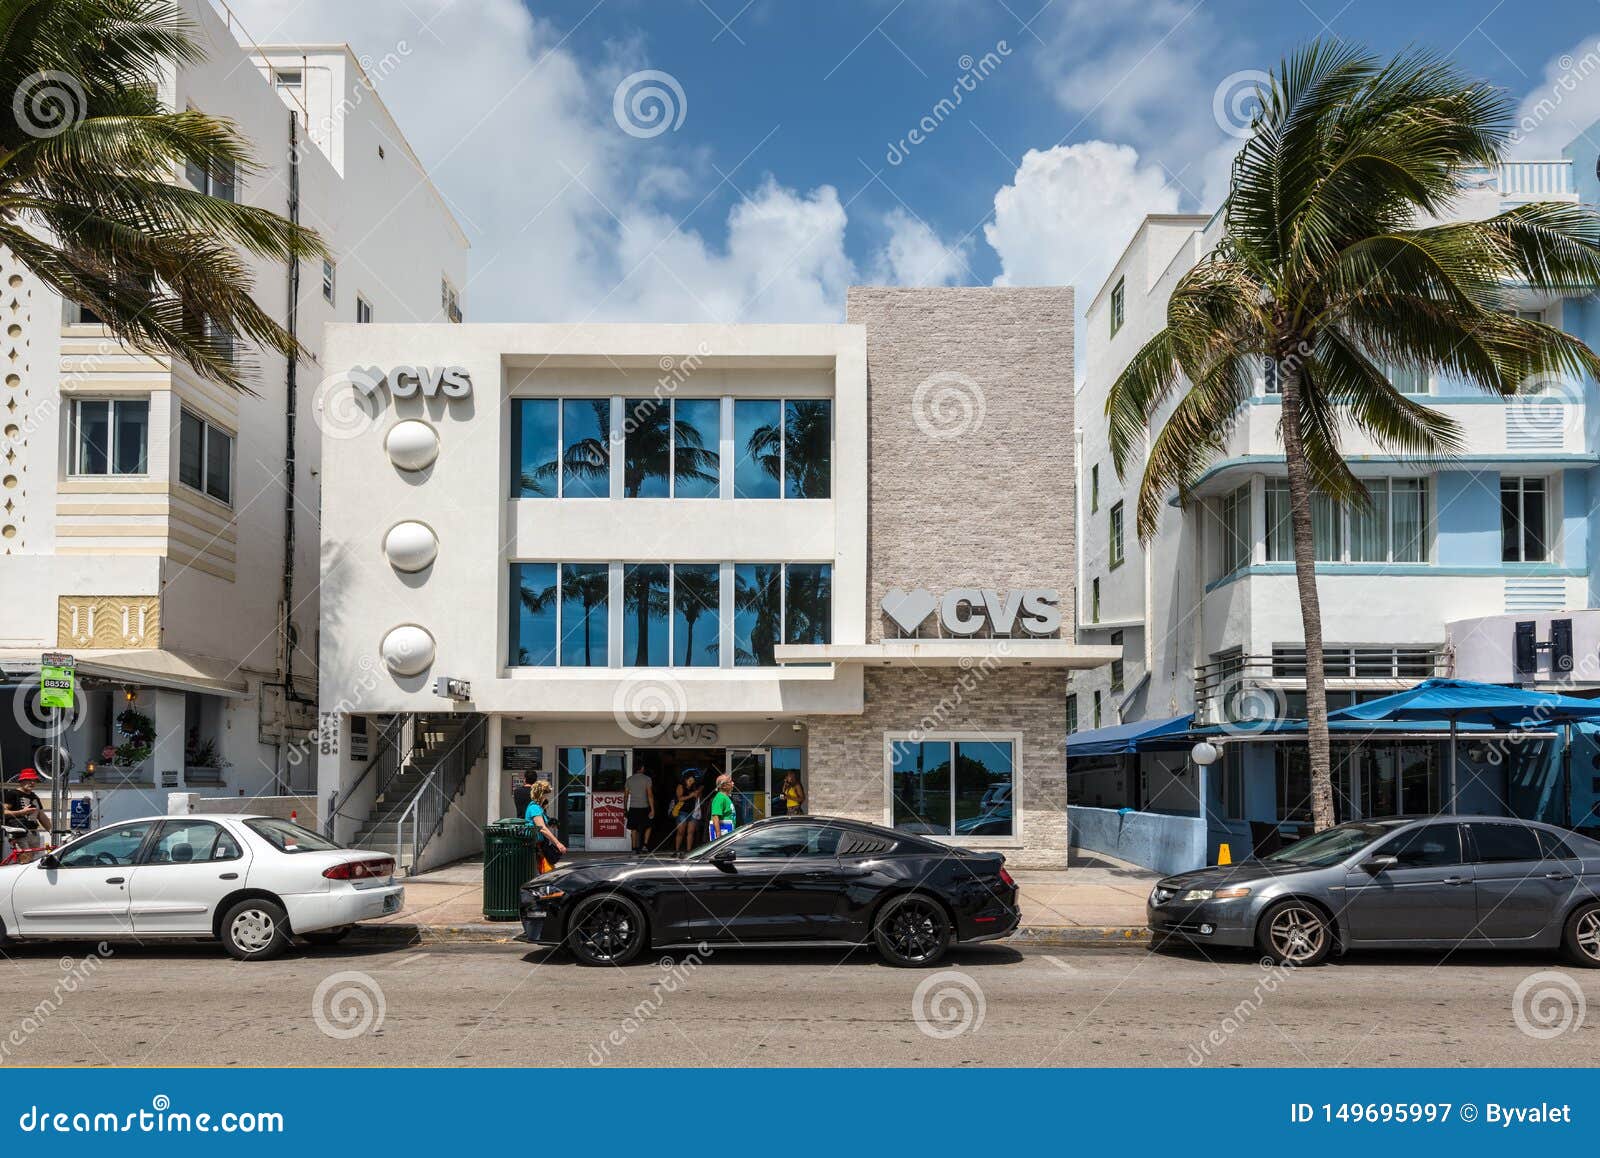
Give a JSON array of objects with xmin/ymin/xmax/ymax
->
[
  {"xmin": 1329, "ymin": 678, "xmax": 1600, "ymax": 727},
  {"xmin": 1067, "ymin": 714, "xmax": 1193, "ymax": 757}
]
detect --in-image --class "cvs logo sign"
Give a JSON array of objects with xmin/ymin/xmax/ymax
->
[{"xmin": 353, "ymin": 365, "xmax": 472, "ymax": 401}]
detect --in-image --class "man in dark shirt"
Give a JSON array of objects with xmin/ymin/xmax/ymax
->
[
  {"xmin": 511, "ymin": 773, "xmax": 534, "ymax": 820},
  {"xmin": 3, "ymin": 769, "xmax": 49, "ymax": 847}
]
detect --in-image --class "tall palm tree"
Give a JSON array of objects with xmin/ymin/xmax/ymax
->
[
  {"xmin": 1, "ymin": 0, "xmax": 325, "ymax": 389},
  {"xmin": 673, "ymin": 563, "xmax": 720, "ymax": 665},
  {"xmin": 1106, "ymin": 42, "xmax": 1600, "ymax": 830}
]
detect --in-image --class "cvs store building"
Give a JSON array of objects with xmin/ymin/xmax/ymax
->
[{"xmin": 315, "ymin": 288, "xmax": 1113, "ymax": 870}]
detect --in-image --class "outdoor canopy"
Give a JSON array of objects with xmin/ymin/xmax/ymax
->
[{"xmin": 1065, "ymin": 714, "xmax": 1193, "ymax": 757}]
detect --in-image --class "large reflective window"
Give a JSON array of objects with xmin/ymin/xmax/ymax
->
[
  {"xmin": 733, "ymin": 563, "xmax": 782, "ymax": 666},
  {"xmin": 559, "ymin": 563, "xmax": 610, "ymax": 666},
  {"xmin": 672, "ymin": 563, "xmax": 720, "ymax": 667},
  {"xmin": 954, "ymin": 740, "xmax": 1014, "ymax": 836},
  {"xmin": 561, "ymin": 399, "xmax": 611, "ymax": 498},
  {"xmin": 783, "ymin": 563, "xmax": 831, "ymax": 646},
  {"xmin": 623, "ymin": 563, "xmax": 670, "ymax": 666},
  {"xmin": 891, "ymin": 741, "xmax": 953, "ymax": 834},
  {"xmin": 673, "ymin": 399, "xmax": 721, "ymax": 497},
  {"xmin": 509, "ymin": 563, "xmax": 558, "ymax": 666},
  {"xmin": 622, "ymin": 397, "xmax": 670, "ymax": 498},
  {"xmin": 512, "ymin": 399, "xmax": 559, "ymax": 497},
  {"xmin": 783, "ymin": 399, "xmax": 831, "ymax": 498},
  {"xmin": 733, "ymin": 400, "xmax": 781, "ymax": 499}
]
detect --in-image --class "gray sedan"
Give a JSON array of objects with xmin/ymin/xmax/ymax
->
[{"xmin": 1147, "ymin": 817, "xmax": 1600, "ymax": 966}]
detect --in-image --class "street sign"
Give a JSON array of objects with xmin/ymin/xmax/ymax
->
[{"xmin": 39, "ymin": 651, "xmax": 74, "ymax": 710}]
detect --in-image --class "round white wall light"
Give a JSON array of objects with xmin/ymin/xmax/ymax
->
[
  {"xmin": 384, "ymin": 521, "xmax": 438, "ymax": 572},
  {"xmin": 385, "ymin": 419, "xmax": 439, "ymax": 471},
  {"xmin": 381, "ymin": 624, "xmax": 436, "ymax": 676}
]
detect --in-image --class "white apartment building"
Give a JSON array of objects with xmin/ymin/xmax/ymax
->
[
  {"xmin": 1072, "ymin": 135, "xmax": 1600, "ymax": 873},
  {"xmin": 0, "ymin": 0, "xmax": 467, "ymax": 827}
]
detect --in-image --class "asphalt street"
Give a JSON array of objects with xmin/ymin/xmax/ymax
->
[{"xmin": 1, "ymin": 939, "xmax": 1595, "ymax": 1067}]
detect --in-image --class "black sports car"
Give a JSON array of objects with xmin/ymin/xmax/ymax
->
[{"xmin": 518, "ymin": 815, "xmax": 1020, "ymax": 967}]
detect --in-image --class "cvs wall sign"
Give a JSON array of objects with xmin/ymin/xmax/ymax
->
[
  {"xmin": 352, "ymin": 365, "xmax": 472, "ymax": 401},
  {"xmin": 881, "ymin": 587, "xmax": 1061, "ymax": 637}
]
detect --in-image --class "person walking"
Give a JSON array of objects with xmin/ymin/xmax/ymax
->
[
  {"xmin": 511, "ymin": 772, "xmax": 534, "ymax": 820},
  {"xmin": 523, "ymin": 780, "xmax": 566, "ymax": 872},
  {"xmin": 673, "ymin": 771, "xmax": 703, "ymax": 857},
  {"xmin": 708, "ymin": 773, "xmax": 737, "ymax": 842},
  {"xmin": 780, "ymin": 769, "xmax": 806, "ymax": 817},
  {"xmin": 625, "ymin": 764, "xmax": 656, "ymax": 854}
]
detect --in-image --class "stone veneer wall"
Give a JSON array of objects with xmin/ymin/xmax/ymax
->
[{"xmin": 802, "ymin": 668, "xmax": 1070, "ymax": 869}]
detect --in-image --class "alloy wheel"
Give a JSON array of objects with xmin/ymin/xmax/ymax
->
[
  {"xmin": 1268, "ymin": 904, "xmax": 1326, "ymax": 964},
  {"xmin": 884, "ymin": 899, "xmax": 943, "ymax": 963},
  {"xmin": 573, "ymin": 900, "xmax": 638, "ymax": 962},
  {"xmin": 230, "ymin": 908, "xmax": 277, "ymax": 954},
  {"xmin": 1576, "ymin": 910, "xmax": 1600, "ymax": 963}
]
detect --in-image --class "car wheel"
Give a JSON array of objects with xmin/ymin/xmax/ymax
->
[
  {"xmin": 1256, "ymin": 899, "xmax": 1332, "ymax": 966},
  {"xmin": 874, "ymin": 892, "xmax": 951, "ymax": 968},
  {"xmin": 221, "ymin": 899, "xmax": 291, "ymax": 961},
  {"xmin": 566, "ymin": 892, "xmax": 647, "ymax": 966},
  {"xmin": 1562, "ymin": 901, "xmax": 1600, "ymax": 968},
  {"xmin": 302, "ymin": 926, "xmax": 353, "ymax": 946}
]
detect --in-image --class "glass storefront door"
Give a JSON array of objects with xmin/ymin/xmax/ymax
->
[
  {"xmin": 587, "ymin": 749, "xmax": 632, "ymax": 852},
  {"xmin": 725, "ymin": 748, "xmax": 769, "ymax": 827}
]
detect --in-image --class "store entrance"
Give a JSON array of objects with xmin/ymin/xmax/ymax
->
[{"xmin": 630, "ymin": 748, "xmax": 723, "ymax": 853}]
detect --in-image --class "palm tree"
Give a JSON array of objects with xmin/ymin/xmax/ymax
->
[
  {"xmin": 1, "ymin": 0, "xmax": 325, "ymax": 389},
  {"xmin": 1106, "ymin": 42, "xmax": 1600, "ymax": 830}
]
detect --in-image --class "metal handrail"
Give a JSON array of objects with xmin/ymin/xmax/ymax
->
[{"xmin": 392, "ymin": 716, "xmax": 485, "ymax": 869}]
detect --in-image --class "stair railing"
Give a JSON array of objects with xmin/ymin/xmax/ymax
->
[{"xmin": 395, "ymin": 715, "xmax": 486, "ymax": 870}]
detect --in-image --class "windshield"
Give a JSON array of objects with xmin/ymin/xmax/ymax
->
[
  {"xmin": 245, "ymin": 817, "xmax": 342, "ymax": 854},
  {"xmin": 1260, "ymin": 822, "xmax": 1396, "ymax": 868}
]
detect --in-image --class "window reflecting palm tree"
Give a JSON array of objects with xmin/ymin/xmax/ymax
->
[
  {"xmin": 621, "ymin": 399, "xmax": 720, "ymax": 497},
  {"xmin": 626, "ymin": 565, "xmax": 670, "ymax": 664},
  {"xmin": 745, "ymin": 401, "xmax": 831, "ymax": 498},
  {"xmin": 514, "ymin": 569, "xmax": 557, "ymax": 665},
  {"xmin": 734, "ymin": 565, "xmax": 782, "ymax": 665},
  {"xmin": 674, "ymin": 564, "xmax": 720, "ymax": 665},
  {"xmin": 521, "ymin": 400, "xmax": 609, "ymax": 497},
  {"xmin": 563, "ymin": 565, "xmax": 610, "ymax": 666}
]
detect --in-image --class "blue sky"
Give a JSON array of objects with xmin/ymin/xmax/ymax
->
[{"xmin": 236, "ymin": 0, "xmax": 1600, "ymax": 324}]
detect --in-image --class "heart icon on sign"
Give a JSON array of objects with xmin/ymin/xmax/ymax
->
[{"xmin": 881, "ymin": 587, "xmax": 936, "ymax": 635}]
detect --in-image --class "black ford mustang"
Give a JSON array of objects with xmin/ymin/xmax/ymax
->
[{"xmin": 518, "ymin": 815, "xmax": 1020, "ymax": 967}]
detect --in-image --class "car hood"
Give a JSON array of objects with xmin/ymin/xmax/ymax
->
[
  {"xmin": 522, "ymin": 857, "xmax": 647, "ymax": 889},
  {"xmin": 1154, "ymin": 861, "xmax": 1320, "ymax": 892}
]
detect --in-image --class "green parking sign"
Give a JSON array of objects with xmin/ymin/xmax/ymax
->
[{"xmin": 39, "ymin": 651, "xmax": 74, "ymax": 710}]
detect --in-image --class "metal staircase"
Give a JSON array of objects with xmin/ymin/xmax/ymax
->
[{"xmin": 345, "ymin": 714, "xmax": 486, "ymax": 874}]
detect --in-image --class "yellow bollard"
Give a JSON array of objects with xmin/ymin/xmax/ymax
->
[{"xmin": 1217, "ymin": 842, "xmax": 1232, "ymax": 866}]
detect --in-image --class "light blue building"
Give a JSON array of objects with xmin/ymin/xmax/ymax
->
[{"xmin": 1071, "ymin": 130, "xmax": 1600, "ymax": 875}]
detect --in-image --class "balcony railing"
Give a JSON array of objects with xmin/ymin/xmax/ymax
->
[
  {"xmin": 1194, "ymin": 648, "xmax": 1453, "ymax": 726},
  {"xmin": 1465, "ymin": 160, "xmax": 1575, "ymax": 202}
]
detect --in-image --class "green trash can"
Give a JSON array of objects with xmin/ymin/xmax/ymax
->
[{"xmin": 483, "ymin": 819, "xmax": 539, "ymax": 921}]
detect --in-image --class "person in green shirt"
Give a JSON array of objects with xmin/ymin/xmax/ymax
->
[{"xmin": 708, "ymin": 774, "xmax": 737, "ymax": 841}]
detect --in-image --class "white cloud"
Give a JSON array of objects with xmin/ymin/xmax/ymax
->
[
  {"xmin": 870, "ymin": 209, "xmax": 972, "ymax": 287},
  {"xmin": 1509, "ymin": 35, "xmax": 1600, "ymax": 158},
  {"xmin": 984, "ymin": 141, "xmax": 1181, "ymax": 295}
]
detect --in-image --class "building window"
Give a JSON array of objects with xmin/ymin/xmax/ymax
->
[
  {"xmin": 1262, "ymin": 357, "xmax": 1280, "ymax": 394},
  {"xmin": 355, "ymin": 295, "xmax": 373, "ymax": 324},
  {"xmin": 441, "ymin": 277, "xmax": 462, "ymax": 323},
  {"xmin": 734, "ymin": 562, "xmax": 831, "ymax": 666},
  {"xmin": 321, "ymin": 260, "xmax": 335, "ymax": 304},
  {"xmin": 1501, "ymin": 476, "xmax": 1549, "ymax": 562},
  {"xmin": 509, "ymin": 562, "xmax": 558, "ymax": 666},
  {"xmin": 1108, "ymin": 501, "xmax": 1125, "ymax": 569},
  {"xmin": 623, "ymin": 563, "xmax": 670, "ymax": 666},
  {"xmin": 1109, "ymin": 277, "xmax": 1124, "ymax": 337},
  {"xmin": 559, "ymin": 399, "xmax": 611, "ymax": 499},
  {"xmin": 177, "ymin": 408, "xmax": 234, "ymax": 505},
  {"xmin": 1389, "ymin": 364, "xmax": 1428, "ymax": 395},
  {"xmin": 558, "ymin": 563, "xmax": 611, "ymax": 667},
  {"xmin": 1217, "ymin": 483, "xmax": 1250, "ymax": 576},
  {"xmin": 1266, "ymin": 478, "xmax": 1427, "ymax": 564},
  {"xmin": 511, "ymin": 399, "xmax": 559, "ymax": 497},
  {"xmin": 889, "ymin": 736, "xmax": 1015, "ymax": 838},
  {"xmin": 672, "ymin": 563, "xmax": 721, "ymax": 667},
  {"xmin": 184, "ymin": 148, "xmax": 235, "ymax": 202},
  {"xmin": 1066, "ymin": 693, "xmax": 1078, "ymax": 735},
  {"xmin": 1220, "ymin": 745, "xmax": 1245, "ymax": 820},
  {"xmin": 1093, "ymin": 690, "xmax": 1103, "ymax": 728},
  {"xmin": 273, "ymin": 69, "xmax": 303, "ymax": 91},
  {"xmin": 733, "ymin": 398, "xmax": 832, "ymax": 500},
  {"xmin": 622, "ymin": 397, "xmax": 720, "ymax": 498},
  {"xmin": 1090, "ymin": 464, "xmax": 1099, "ymax": 512},
  {"xmin": 1109, "ymin": 630, "xmax": 1124, "ymax": 694},
  {"xmin": 70, "ymin": 398, "xmax": 148, "ymax": 476},
  {"xmin": 61, "ymin": 299, "xmax": 103, "ymax": 325},
  {"xmin": 1091, "ymin": 577, "xmax": 1100, "ymax": 623}
]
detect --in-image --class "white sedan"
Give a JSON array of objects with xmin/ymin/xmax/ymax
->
[{"xmin": 0, "ymin": 814, "xmax": 403, "ymax": 960}]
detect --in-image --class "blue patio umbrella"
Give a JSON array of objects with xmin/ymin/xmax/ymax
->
[{"xmin": 1329, "ymin": 678, "xmax": 1600, "ymax": 812}]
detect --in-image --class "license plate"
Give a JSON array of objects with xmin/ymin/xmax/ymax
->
[{"xmin": 383, "ymin": 894, "xmax": 401, "ymax": 914}]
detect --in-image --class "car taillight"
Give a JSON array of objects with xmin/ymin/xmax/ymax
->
[
  {"xmin": 998, "ymin": 867, "xmax": 1016, "ymax": 888},
  {"xmin": 324, "ymin": 858, "xmax": 394, "ymax": 880}
]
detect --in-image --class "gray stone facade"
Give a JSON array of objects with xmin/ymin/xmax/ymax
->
[{"xmin": 803, "ymin": 287, "xmax": 1077, "ymax": 867}]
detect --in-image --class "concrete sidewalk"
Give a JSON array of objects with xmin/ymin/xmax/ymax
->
[{"xmin": 356, "ymin": 850, "xmax": 1157, "ymax": 946}]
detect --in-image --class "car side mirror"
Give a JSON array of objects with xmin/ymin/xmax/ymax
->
[
  {"xmin": 1361, "ymin": 854, "xmax": 1398, "ymax": 875},
  {"xmin": 37, "ymin": 853, "xmax": 59, "ymax": 870},
  {"xmin": 711, "ymin": 848, "xmax": 736, "ymax": 868}
]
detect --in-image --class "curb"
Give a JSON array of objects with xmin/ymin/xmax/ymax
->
[{"xmin": 350, "ymin": 922, "xmax": 1152, "ymax": 949}]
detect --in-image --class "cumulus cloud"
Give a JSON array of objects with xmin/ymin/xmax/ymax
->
[
  {"xmin": 1508, "ymin": 34, "xmax": 1600, "ymax": 158},
  {"xmin": 984, "ymin": 141, "xmax": 1181, "ymax": 294},
  {"xmin": 870, "ymin": 209, "xmax": 973, "ymax": 287}
]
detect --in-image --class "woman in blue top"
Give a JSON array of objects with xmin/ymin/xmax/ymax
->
[{"xmin": 524, "ymin": 781, "xmax": 567, "ymax": 865}]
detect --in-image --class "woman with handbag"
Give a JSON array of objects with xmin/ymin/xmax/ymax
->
[
  {"xmin": 524, "ymin": 780, "xmax": 567, "ymax": 872},
  {"xmin": 673, "ymin": 771, "xmax": 703, "ymax": 857}
]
